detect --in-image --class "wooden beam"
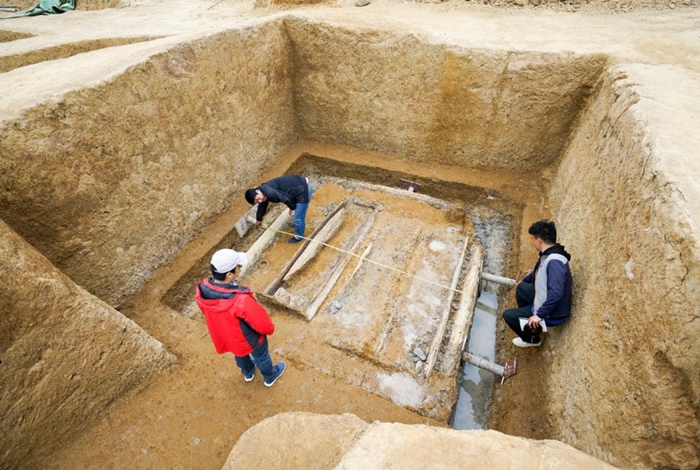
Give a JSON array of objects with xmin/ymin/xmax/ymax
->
[
  {"xmin": 336, "ymin": 180, "xmax": 451, "ymax": 210},
  {"xmin": 439, "ymin": 243, "xmax": 483, "ymax": 375},
  {"xmin": 304, "ymin": 207, "xmax": 379, "ymax": 321},
  {"xmin": 348, "ymin": 242, "xmax": 373, "ymax": 282},
  {"xmin": 240, "ymin": 209, "xmax": 291, "ymax": 277},
  {"xmin": 234, "ymin": 205, "xmax": 259, "ymax": 237},
  {"xmin": 421, "ymin": 234, "xmax": 471, "ymax": 378},
  {"xmin": 283, "ymin": 208, "xmax": 346, "ymax": 282},
  {"xmin": 273, "ymin": 287, "xmax": 307, "ymax": 311},
  {"xmin": 263, "ymin": 199, "xmax": 350, "ymax": 296}
]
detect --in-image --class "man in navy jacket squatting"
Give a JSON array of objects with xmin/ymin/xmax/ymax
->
[{"xmin": 503, "ymin": 220, "xmax": 573, "ymax": 347}]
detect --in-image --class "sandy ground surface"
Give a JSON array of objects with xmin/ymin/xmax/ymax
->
[{"xmin": 2, "ymin": 1, "xmax": 700, "ymax": 468}]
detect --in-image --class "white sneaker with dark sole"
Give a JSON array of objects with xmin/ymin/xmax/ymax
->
[
  {"xmin": 264, "ymin": 362, "xmax": 286, "ymax": 387},
  {"xmin": 512, "ymin": 337, "xmax": 542, "ymax": 348}
]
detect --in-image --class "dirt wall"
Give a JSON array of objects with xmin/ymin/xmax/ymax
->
[
  {"xmin": 0, "ymin": 37, "xmax": 158, "ymax": 74},
  {"xmin": 285, "ymin": 18, "xmax": 607, "ymax": 172},
  {"xmin": 0, "ymin": 30, "xmax": 33, "ymax": 42},
  {"xmin": 0, "ymin": 21, "xmax": 296, "ymax": 307},
  {"xmin": 226, "ymin": 412, "xmax": 618, "ymax": 469},
  {"xmin": 76, "ymin": 0, "xmax": 121, "ymax": 9},
  {"xmin": 545, "ymin": 66, "xmax": 700, "ymax": 469},
  {"xmin": 0, "ymin": 220, "xmax": 175, "ymax": 469}
]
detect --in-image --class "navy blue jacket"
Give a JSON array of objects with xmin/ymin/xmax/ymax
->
[
  {"xmin": 256, "ymin": 175, "xmax": 310, "ymax": 222},
  {"xmin": 522, "ymin": 244, "xmax": 572, "ymax": 325}
]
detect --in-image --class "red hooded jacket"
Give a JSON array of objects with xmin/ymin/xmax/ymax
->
[{"xmin": 195, "ymin": 279, "xmax": 275, "ymax": 356}]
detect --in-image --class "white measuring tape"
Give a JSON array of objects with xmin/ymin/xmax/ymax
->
[{"xmin": 257, "ymin": 223, "xmax": 472, "ymax": 295}]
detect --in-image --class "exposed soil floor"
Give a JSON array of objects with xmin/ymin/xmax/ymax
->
[{"xmin": 3, "ymin": 1, "xmax": 700, "ymax": 467}]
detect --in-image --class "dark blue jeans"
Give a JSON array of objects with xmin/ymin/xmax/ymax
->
[
  {"xmin": 235, "ymin": 337, "xmax": 275, "ymax": 382},
  {"xmin": 292, "ymin": 180, "xmax": 313, "ymax": 239}
]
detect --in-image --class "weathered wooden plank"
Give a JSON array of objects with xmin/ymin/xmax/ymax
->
[
  {"xmin": 263, "ymin": 199, "xmax": 350, "ymax": 296},
  {"xmin": 348, "ymin": 242, "xmax": 373, "ymax": 281},
  {"xmin": 240, "ymin": 210, "xmax": 291, "ymax": 277},
  {"xmin": 283, "ymin": 208, "xmax": 346, "ymax": 282},
  {"xmin": 421, "ymin": 234, "xmax": 471, "ymax": 378},
  {"xmin": 439, "ymin": 243, "xmax": 483, "ymax": 375},
  {"xmin": 273, "ymin": 287, "xmax": 307, "ymax": 311},
  {"xmin": 336, "ymin": 180, "xmax": 451, "ymax": 210},
  {"xmin": 304, "ymin": 207, "xmax": 379, "ymax": 321},
  {"xmin": 234, "ymin": 205, "xmax": 259, "ymax": 237},
  {"xmin": 254, "ymin": 291, "xmax": 304, "ymax": 318}
]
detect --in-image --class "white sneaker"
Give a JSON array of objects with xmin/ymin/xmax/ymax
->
[
  {"xmin": 512, "ymin": 337, "xmax": 542, "ymax": 348},
  {"xmin": 264, "ymin": 362, "xmax": 286, "ymax": 387}
]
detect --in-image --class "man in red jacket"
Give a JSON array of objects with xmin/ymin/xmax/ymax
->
[{"xmin": 195, "ymin": 249, "xmax": 286, "ymax": 387}]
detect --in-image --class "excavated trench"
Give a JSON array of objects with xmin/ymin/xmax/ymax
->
[
  {"xmin": 0, "ymin": 37, "xmax": 161, "ymax": 73},
  {"xmin": 164, "ymin": 153, "xmax": 518, "ymax": 425},
  {"xmin": 2, "ymin": 13, "xmax": 699, "ymax": 470}
]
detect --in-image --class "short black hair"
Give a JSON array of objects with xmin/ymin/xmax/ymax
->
[
  {"xmin": 244, "ymin": 188, "xmax": 258, "ymax": 205},
  {"xmin": 211, "ymin": 264, "xmax": 238, "ymax": 281},
  {"xmin": 528, "ymin": 220, "xmax": 557, "ymax": 244}
]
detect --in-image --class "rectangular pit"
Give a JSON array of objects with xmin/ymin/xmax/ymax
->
[
  {"xmin": 0, "ymin": 17, "xmax": 608, "ymax": 468},
  {"xmin": 165, "ymin": 155, "xmax": 515, "ymax": 421},
  {"xmin": 3, "ymin": 14, "xmax": 698, "ymax": 470}
]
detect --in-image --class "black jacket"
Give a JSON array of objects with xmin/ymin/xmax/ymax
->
[{"xmin": 256, "ymin": 175, "xmax": 310, "ymax": 221}]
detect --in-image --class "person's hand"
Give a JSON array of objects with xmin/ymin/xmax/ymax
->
[
  {"xmin": 255, "ymin": 220, "xmax": 261, "ymax": 227},
  {"xmin": 528, "ymin": 314, "xmax": 542, "ymax": 328},
  {"xmin": 289, "ymin": 209, "xmax": 295, "ymax": 216}
]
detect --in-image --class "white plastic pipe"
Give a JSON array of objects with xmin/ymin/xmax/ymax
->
[
  {"xmin": 481, "ymin": 272, "xmax": 516, "ymax": 286},
  {"xmin": 462, "ymin": 352, "xmax": 505, "ymax": 376}
]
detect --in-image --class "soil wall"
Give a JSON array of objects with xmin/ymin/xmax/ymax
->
[
  {"xmin": 285, "ymin": 17, "xmax": 607, "ymax": 171},
  {"xmin": 0, "ymin": 37, "xmax": 158, "ymax": 74},
  {"xmin": 0, "ymin": 21, "xmax": 296, "ymax": 307},
  {"xmin": 546, "ymin": 66, "xmax": 700, "ymax": 469},
  {"xmin": 226, "ymin": 412, "xmax": 617, "ymax": 469},
  {"xmin": 0, "ymin": 220, "xmax": 175, "ymax": 468},
  {"xmin": 0, "ymin": 18, "xmax": 604, "ymax": 308}
]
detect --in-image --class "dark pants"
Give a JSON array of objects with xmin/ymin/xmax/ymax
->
[
  {"xmin": 502, "ymin": 282, "xmax": 542, "ymax": 344},
  {"xmin": 292, "ymin": 180, "xmax": 313, "ymax": 240},
  {"xmin": 235, "ymin": 337, "xmax": 275, "ymax": 382}
]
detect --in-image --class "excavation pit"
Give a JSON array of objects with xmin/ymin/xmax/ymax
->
[
  {"xmin": 167, "ymin": 154, "xmax": 518, "ymax": 422},
  {"xmin": 3, "ymin": 6, "xmax": 700, "ymax": 469}
]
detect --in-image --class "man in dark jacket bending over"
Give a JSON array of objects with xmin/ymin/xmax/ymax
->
[
  {"xmin": 503, "ymin": 220, "xmax": 573, "ymax": 347},
  {"xmin": 244, "ymin": 175, "xmax": 313, "ymax": 244}
]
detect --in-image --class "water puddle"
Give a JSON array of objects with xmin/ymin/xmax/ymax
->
[{"xmin": 451, "ymin": 290, "xmax": 498, "ymax": 429}]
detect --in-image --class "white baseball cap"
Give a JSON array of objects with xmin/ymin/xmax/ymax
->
[{"xmin": 210, "ymin": 249, "xmax": 248, "ymax": 274}]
